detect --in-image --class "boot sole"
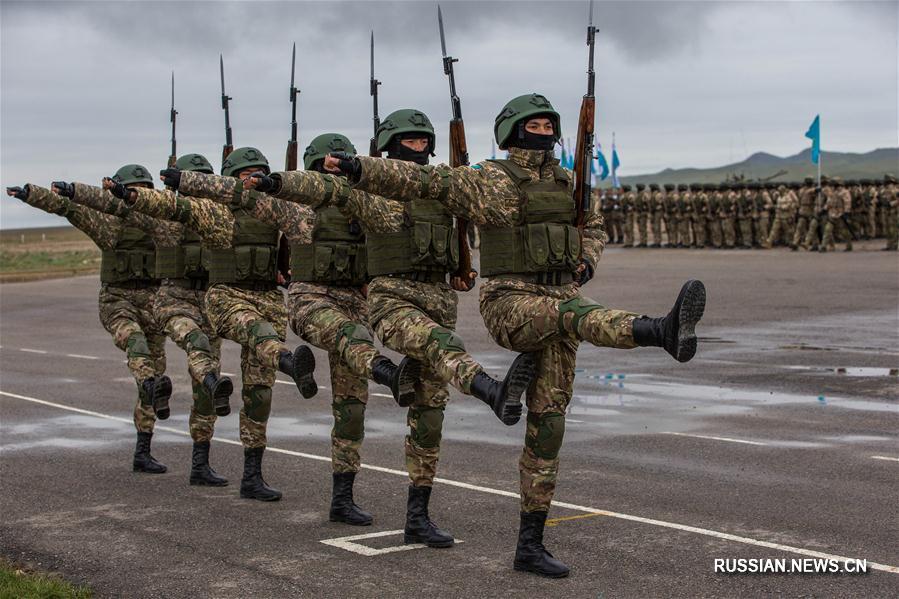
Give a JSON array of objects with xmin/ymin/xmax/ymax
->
[
  {"xmin": 292, "ymin": 345, "xmax": 318, "ymax": 398},
  {"xmin": 211, "ymin": 377, "xmax": 233, "ymax": 417},
  {"xmin": 133, "ymin": 464, "xmax": 167, "ymax": 474},
  {"xmin": 403, "ymin": 534, "xmax": 454, "ymax": 548},
  {"xmin": 674, "ymin": 280, "xmax": 706, "ymax": 363},
  {"xmin": 513, "ymin": 562, "xmax": 571, "ymax": 578},
  {"xmin": 496, "ymin": 353, "xmax": 536, "ymax": 426},
  {"xmin": 394, "ymin": 358, "xmax": 422, "ymax": 407},
  {"xmin": 152, "ymin": 375, "xmax": 173, "ymax": 420}
]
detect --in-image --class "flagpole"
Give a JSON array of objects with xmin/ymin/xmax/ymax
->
[{"xmin": 817, "ymin": 117, "xmax": 822, "ymax": 186}]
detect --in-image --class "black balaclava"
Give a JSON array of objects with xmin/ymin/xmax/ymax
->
[
  {"xmin": 387, "ymin": 133, "xmax": 434, "ymax": 165},
  {"xmin": 507, "ymin": 117, "xmax": 558, "ymax": 152}
]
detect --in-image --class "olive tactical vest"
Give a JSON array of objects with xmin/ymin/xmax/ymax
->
[
  {"xmin": 206, "ymin": 207, "xmax": 279, "ymax": 286},
  {"xmin": 155, "ymin": 228, "xmax": 207, "ymax": 283},
  {"xmin": 291, "ymin": 206, "xmax": 367, "ymax": 286},
  {"xmin": 100, "ymin": 226, "xmax": 157, "ymax": 284},
  {"xmin": 479, "ymin": 159, "xmax": 580, "ymax": 277},
  {"xmin": 365, "ymin": 186, "xmax": 459, "ymax": 277}
]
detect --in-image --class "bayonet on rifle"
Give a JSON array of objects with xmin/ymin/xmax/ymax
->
[
  {"xmin": 220, "ymin": 54, "xmax": 234, "ymax": 165},
  {"xmin": 573, "ymin": 0, "xmax": 597, "ymax": 233},
  {"xmin": 168, "ymin": 71, "xmax": 177, "ymax": 168},
  {"xmin": 437, "ymin": 5, "xmax": 475, "ymax": 289},
  {"xmin": 369, "ymin": 31, "xmax": 382, "ymax": 157},
  {"xmin": 285, "ymin": 43, "xmax": 300, "ymax": 170}
]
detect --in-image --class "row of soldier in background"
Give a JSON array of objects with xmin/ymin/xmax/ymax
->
[{"xmin": 595, "ymin": 175, "xmax": 899, "ymax": 252}]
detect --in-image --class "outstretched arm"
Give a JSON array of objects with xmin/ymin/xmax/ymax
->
[
  {"xmin": 21, "ymin": 183, "xmax": 124, "ymax": 249},
  {"xmin": 129, "ymin": 187, "xmax": 234, "ymax": 249}
]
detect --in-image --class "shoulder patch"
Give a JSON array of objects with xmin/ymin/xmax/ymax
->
[{"xmin": 471, "ymin": 164, "xmax": 482, "ymax": 170}]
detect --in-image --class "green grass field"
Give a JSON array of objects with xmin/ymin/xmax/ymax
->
[
  {"xmin": 0, "ymin": 226, "xmax": 100, "ymax": 282},
  {"xmin": 0, "ymin": 561, "xmax": 91, "ymax": 599}
]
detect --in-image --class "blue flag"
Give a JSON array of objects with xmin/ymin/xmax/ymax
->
[
  {"xmin": 595, "ymin": 142, "xmax": 610, "ymax": 181},
  {"xmin": 805, "ymin": 115, "xmax": 820, "ymax": 165},
  {"xmin": 559, "ymin": 141, "xmax": 568, "ymax": 169},
  {"xmin": 611, "ymin": 144, "xmax": 621, "ymax": 188}
]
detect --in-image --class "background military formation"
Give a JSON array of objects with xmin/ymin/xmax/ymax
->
[{"xmin": 599, "ymin": 176, "xmax": 898, "ymax": 252}]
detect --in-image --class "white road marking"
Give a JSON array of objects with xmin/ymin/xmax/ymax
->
[
  {"xmin": 662, "ymin": 431, "xmax": 769, "ymax": 446},
  {"xmin": 19, "ymin": 348, "xmax": 48, "ymax": 354},
  {"xmin": 370, "ymin": 392, "xmax": 393, "ymax": 399},
  {"xmin": 319, "ymin": 529, "xmax": 463, "ymax": 556},
  {"xmin": 220, "ymin": 372, "xmax": 330, "ymax": 391},
  {"xmin": 871, "ymin": 455, "xmax": 899, "ymax": 463},
  {"xmin": 65, "ymin": 354, "xmax": 99, "ymax": 360},
  {"xmin": 1, "ymin": 388, "xmax": 897, "ymax": 574}
]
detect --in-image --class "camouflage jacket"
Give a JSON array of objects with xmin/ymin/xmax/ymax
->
[
  {"xmin": 775, "ymin": 190, "xmax": 799, "ymax": 218},
  {"xmin": 797, "ymin": 187, "xmax": 816, "ymax": 217},
  {"xmin": 651, "ymin": 191, "xmax": 665, "ymax": 213},
  {"xmin": 131, "ymin": 185, "xmax": 233, "ymax": 249},
  {"xmin": 350, "ymin": 147, "xmax": 607, "ymax": 269},
  {"xmin": 635, "ymin": 190, "xmax": 651, "ymax": 212},
  {"xmin": 72, "ymin": 183, "xmax": 183, "ymax": 248},
  {"xmin": 178, "ymin": 171, "xmax": 313, "ymax": 245}
]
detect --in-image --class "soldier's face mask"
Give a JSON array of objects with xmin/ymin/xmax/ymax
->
[
  {"xmin": 388, "ymin": 135, "xmax": 432, "ymax": 166},
  {"xmin": 509, "ymin": 121, "xmax": 557, "ymax": 152}
]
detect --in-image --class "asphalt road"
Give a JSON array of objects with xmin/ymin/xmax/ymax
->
[{"xmin": 1, "ymin": 243, "xmax": 897, "ymax": 598}]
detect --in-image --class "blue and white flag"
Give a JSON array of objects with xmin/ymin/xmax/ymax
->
[
  {"xmin": 805, "ymin": 115, "xmax": 820, "ymax": 164},
  {"xmin": 595, "ymin": 142, "xmax": 610, "ymax": 181},
  {"xmin": 611, "ymin": 142, "xmax": 621, "ymax": 188}
]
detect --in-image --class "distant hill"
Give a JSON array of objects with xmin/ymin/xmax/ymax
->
[{"xmin": 611, "ymin": 147, "xmax": 898, "ymax": 187}]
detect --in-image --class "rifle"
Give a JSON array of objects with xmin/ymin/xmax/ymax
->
[
  {"xmin": 220, "ymin": 54, "xmax": 234, "ymax": 166},
  {"xmin": 437, "ymin": 5, "xmax": 475, "ymax": 289},
  {"xmin": 285, "ymin": 43, "xmax": 300, "ymax": 171},
  {"xmin": 573, "ymin": 0, "xmax": 597, "ymax": 234},
  {"xmin": 168, "ymin": 72, "xmax": 177, "ymax": 168},
  {"xmin": 369, "ymin": 31, "xmax": 381, "ymax": 157}
]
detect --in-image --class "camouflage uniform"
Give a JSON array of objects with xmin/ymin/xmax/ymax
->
[
  {"xmin": 72, "ymin": 184, "xmax": 224, "ymax": 443},
  {"xmin": 16, "ymin": 185, "xmax": 165, "ymax": 432},
  {"xmin": 345, "ymin": 148, "xmax": 644, "ymax": 513},
  {"xmin": 665, "ymin": 186, "xmax": 680, "ymax": 247},
  {"xmin": 608, "ymin": 193, "xmax": 623, "ymax": 244},
  {"xmin": 755, "ymin": 186, "xmax": 773, "ymax": 245},
  {"xmin": 691, "ymin": 187, "xmax": 707, "ymax": 248},
  {"xmin": 822, "ymin": 185, "xmax": 854, "ymax": 251},
  {"xmin": 707, "ymin": 187, "xmax": 723, "ymax": 248},
  {"xmin": 793, "ymin": 184, "xmax": 816, "ymax": 250},
  {"xmin": 677, "ymin": 187, "xmax": 693, "ymax": 248},
  {"xmin": 650, "ymin": 186, "xmax": 665, "ymax": 247},
  {"xmin": 130, "ymin": 179, "xmax": 288, "ymax": 449},
  {"xmin": 736, "ymin": 187, "xmax": 753, "ymax": 249},
  {"xmin": 635, "ymin": 185, "xmax": 650, "ymax": 247},
  {"xmin": 720, "ymin": 187, "xmax": 737, "ymax": 248},
  {"xmin": 883, "ymin": 181, "xmax": 898, "ymax": 250},
  {"xmin": 620, "ymin": 188, "xmax": 635, "ymax": 247},
  {"xmin": 764, "ymin": 187, "xmax": 798, "ymax": 249},
  {"xmin": 269, "ymin": 170, "xmax": 490, "ymax": 488}
]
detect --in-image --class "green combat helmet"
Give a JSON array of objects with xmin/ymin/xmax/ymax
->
[
  {"xmin": 175, "ymin": 153, "xmax": 215, "ymax": 174},
  {"xmin": 494, "ymin": 93, "xmax": 561, "ymax": 149},
  {"xmin": 664, "ymin": 183, "xmax": 675, "ymax": 191},
  {"xmin": 376, "ymin": 109, "xmax": 435, "ymax": 154},
  {"xmin": 304, "ymin": 133, "xmax": 357, "ymax": 171},
  {"xmin": 636, "ymin": 183, "xmax": 645, "ymax": 191},
  {"xmin": 622, "ymin": 184, "xmax": 631, "ymax": 192},
  {"xmin": 113, "ymin": 164, "xmax": 154, "ymax": 186},
  {"xmin": 676, "ymin": 184, "xmax": 686, "ymax": 192},
  {"xmin": 649, "ymin": 183, "xmax": 659, "ymax": 191},
  {"xmin": 221, "ymin": 147, "xmax": 269, "ymax": 178},
  {"xmin": 804, "ymin": 177, "xmax": 814, "ymax": 185}
]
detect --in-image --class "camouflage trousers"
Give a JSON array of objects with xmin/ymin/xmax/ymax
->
[
  {"xmin": 884, "ymin": 208, "xmax": 898, "ymax": 250},
  {"xmin": 99, "ymin": 284, "xmax": 165, "ymax": 434},
  {"xmin": 660, "ymin": 216, "xmax": 672, "ymax": 245},
  {"xmin": 691, "ymin": 216, "xmax": 707, "ymax": 247},
  {"xmin": 636, "ymin": 214, "xmax": 649, "ymax": 245},
  {"xmin": 792, "ymin": 216, "xmax": 811, "ymax": 248},
  {"xmin": 737, "ymin": 218, "xmax": 753, "ymax": 248},
  {"xmin": 823, "ymin": 217, "xmax": 853, "ymax": 251},
  {"xmin": 651, "ymin": 213, "xmax": 663, "ymax": 245},
  {"xmin": 868, "ymin": 206, "xmax": 879, "ymax": 239},
  {"xmin": 623, "ymin": 213, "xmax": 635, "ymax": 246},
  {"xmin": 766, "ymin": 216, "xmax": 795, "ymax": 248},
  {"xmin": 205, "ymin": 284, "xmax": 288, "ymax": 449},
  {"xmin": 288, "ymin": 282, "xmax": 375, "ymax": 473},
  {"xmin": 757, "ymin": 215, "xmax": 770, "ymax": 244},
  {"xmin": 368, "ymin": 276, "xmax": 481, "ymax": 487},
  {"xmin": 676, "ymin": 216, "xmax": 691, "ymax": 247},
  {"xmin": 707, "ymin": 218, "xmax": 723, "ymax": 248},
  {"xmin": 155, "ymin": 281, "xmax": 222, "ymax": 443},
  {"xmin": 480, "ymin": 277, "xmax": 639, "ymax": 513},
  {"xmin": 721, "ymin": 217, "xmax": 736, "ymax": 247},
  {"xmin": 804, "ymin": 217, "xmax": 823, "ymax": 249}
]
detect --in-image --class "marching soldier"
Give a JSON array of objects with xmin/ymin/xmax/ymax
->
[
  {"xmin": 882, "ymin": 175, "xmax": 898, "ymax": 250},
  {"xmin": 676, "ymin": 184, "xmax": 691, "ymax": 248},
  {"xmin": 691, "ymin": 183, "xmax": 707, "ymax": 248},
  {"xmin": 735, "ymin": 183, "xmax": 753, "ymax": 249},
  {"xmin": 763, "ymin": 184, "xmax": 798, "ymax": 249},
  {"xmin": 706, "ymin": 183, "xmax": 722, "ymax": 248},
  {"xmin": 620, "ymin": 184, "xmax": 635, "ymax": 247},
  {"xmin": 662, "ymin": 183, "xmax": 676, "ymax": 247},
  {"xmin": 649, "ymin": 183, "xmax": 664, "ymax": 247},
  {"xmin": 635, "ymin": 182, "xmax": 650, "ymax": 247},
  {"xmin": 821, "ymin": 178, "xmax": 853, "ymax": 252},
  {"xmin": 720, "ymin": 183, "xmax": 737, "ymax": 249}
]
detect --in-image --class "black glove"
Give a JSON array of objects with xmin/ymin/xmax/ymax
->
[
  {"xmin": 159, "ymin": 168, "xmax": 182, "ymax": 190},
  {"xmin": 328, "ymin": 151, "xmax": 361, "ymax": 180},
  {"xmin": 51, "ymin": 181, "xmax": 75, "ymax": 198},
  {"xmin": 248, "ymin": 171, "xmax": 278, "ymax": 194},
  {"xmin": 6, "ymin": 185, "xmax": 28, "ymax": 200},
  {"xmin": 106, "ymin": 178, "xmax": 132, "ymax": 201},
  {"xmin": 577, "ymin": 259, "xmax": 594, "ymax": 286}
]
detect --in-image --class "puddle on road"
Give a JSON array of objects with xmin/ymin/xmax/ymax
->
[{"xmin": 781, "ymin": 366, "xmax": 898, "ymax": 377}]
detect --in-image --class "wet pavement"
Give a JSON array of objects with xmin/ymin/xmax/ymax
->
[{"xmin": 1, "ymin": 245, "xmax": 897, "ymax": 597}]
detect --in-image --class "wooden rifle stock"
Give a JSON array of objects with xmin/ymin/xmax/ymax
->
[
  {"xmin": 448, "ymin": 120, "xmax": 473, "ymax": 282},
  {"xmin": 285, "ymin": 141, "xmax": 298, "ymax": 172},
  {"xmin": 573, "ymin": 97, "xmax": 595, "ymax": 231},
  {"xmin": 369, "ymin": 139, "xmax": 381, "ymax": 158}
]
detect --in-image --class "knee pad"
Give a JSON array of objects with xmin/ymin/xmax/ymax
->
[
  {"xmin": 337, "ymin": 322, "xmax": 374, "ymax": 347},
  {"xmin": 427, "ymin": 327, "xmax": 466, "ymax": 353},
  {"xmin": 248, "ymin": 320, "xmax": 280, "ymax": 348},
  {"xmin": 409, "ymin": 406, "xmax": 444, "ymax": 448},
  {"xmin": 185, "ymin": 328, "xmax": 212, "ymax": 355},
  {"xmin": 557, "ymin": 297, "xmax": 603, "ymax": 335},
  {"xmin": 333, "ymin": 398, "xmax": 366, "ymax": 441},
  {"xmin": 525, "ymin": 412, "xmax": 566, "ymax": 460},
  {"xmin": 242, "ymin": 385, "xmax": 272, "ymax": 422},
  {"xmin": 192, "ymin": 380, "xmax": 215, "ymax": 416},
  {"xmin": 125, "ymin": 332, "xmax": 151, "ymax": 359}
]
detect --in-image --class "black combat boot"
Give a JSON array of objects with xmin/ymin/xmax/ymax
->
[
  {"xmin": 141, "ymin": 375, "xmax": 173, "ymax": 420},
  {"xmin": 189, "ymin": 441, "xmax": 228, "ymax": 486},
  {"xmin": 469, "ymin": 353, "xmax": 536, "ymax": 425},
  {"xmin": 133, "ymin": 431, "xmax": 167, "ymax": 474},
  {"xmin": 404, "ymin": 485, "xmax": 454, "ymax": 548},
  {"xmin": 278, "ymin": 345, "xmax": 317, "ymax": 398},
  {"xmin": 371, "ymin": 356, "xmax": 422, "ymax": 407},
  {"xmin": 513, "ymin": 511, "xmax": 570, "ymax": 578},
  {"xmin": 203, "ymin": 372, "xmax": 234, "ymax": 417},
  {"xmin": 329, "ymin": 472, "xmax": 373, "ymax": 526},
  {"xmin": 240, "ymin": 447, "xmax": 282, "ymax": 501},
  {"xmin": 632, "ymin": 279, "xmax": 706, "ymax": 363}
]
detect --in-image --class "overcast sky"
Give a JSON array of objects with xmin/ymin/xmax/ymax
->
[{"xmin": 2, "ymin": 0, "xmax": 897, "ymax": 229}]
